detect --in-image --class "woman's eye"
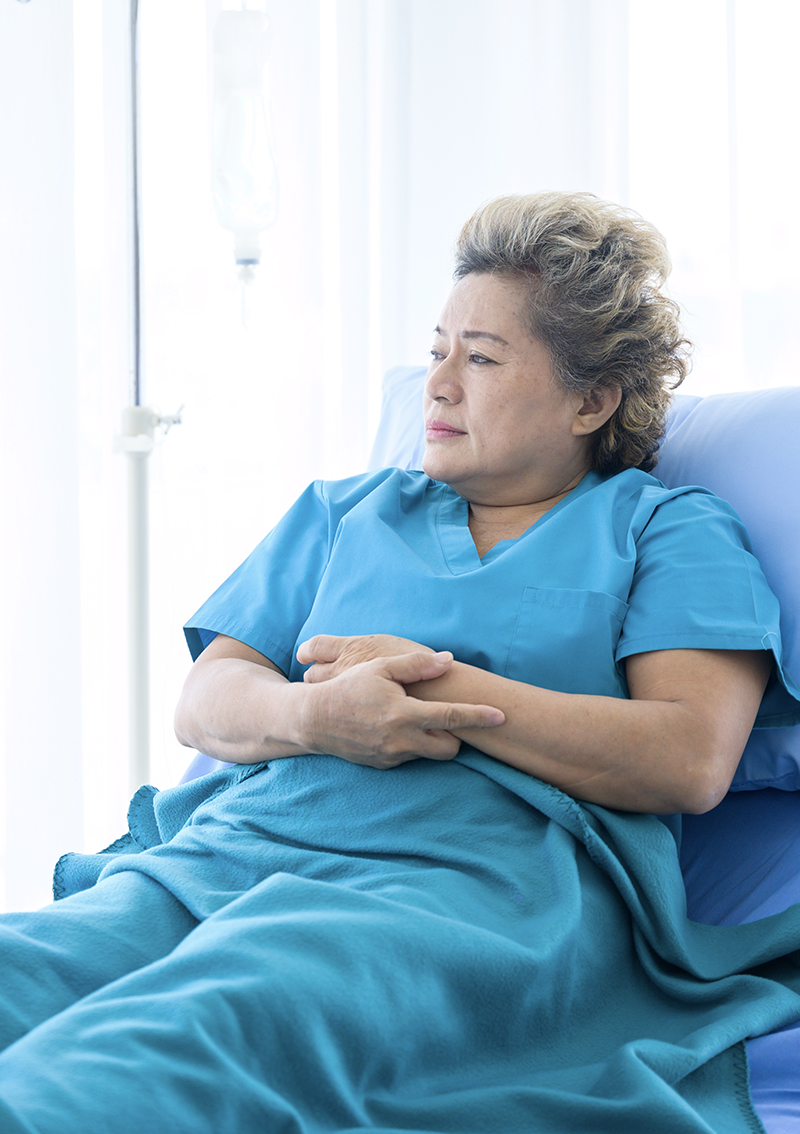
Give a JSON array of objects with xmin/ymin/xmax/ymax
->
[
  {"xmin": 469, "ymin": 353, "xmax": 494, "ymax": 365},
  {"xmin": 429, "ymin": 348, "xmax": 445, "ymax": 361}
]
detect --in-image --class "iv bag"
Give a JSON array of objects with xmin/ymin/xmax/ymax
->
[{"xmin": 212, "ymin": 10, "xmax": 278, "ymax": 269}]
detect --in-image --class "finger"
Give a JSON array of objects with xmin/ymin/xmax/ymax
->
[
  {"xmin": 303, "ymin": 663, "xmax": 336, "ymax": 684},
  {"xmin": 416, "ymin": 700, "xmax": 505, "ymax": 731},
  {"xmin": 417, "ymin": 730, "xmax": 462, "ymax": 757},
  {"xmin": 377, "ymin": 650, "xmax": 455, "ymax": 685},
  {"xmin": 296, "ymin": 635, "xmax": 345, "ymax": 666},
  {"xmin": 415, "ymin": 731, "xmax": 462, "ymax": 761}
]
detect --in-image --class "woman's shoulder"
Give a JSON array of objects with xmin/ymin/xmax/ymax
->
[
  {"xmin": 594, "ymin": 471, "xmax": 758, "ymax": 571},
  {"xmin": 598, "ymin": 467, "xmax": 748, "ymax": 524},
  {"xmin": 575, "ymin": 468, "xmax": 756, "ymax": 559}
]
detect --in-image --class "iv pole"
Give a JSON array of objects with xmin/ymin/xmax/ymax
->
[
  {"xmin": 115, "ymin": 0, "xmax": 181, "ymax": 794},
  {"xmin": 115, "ymin": 0, "xmax": 272, "ymax": 794}
]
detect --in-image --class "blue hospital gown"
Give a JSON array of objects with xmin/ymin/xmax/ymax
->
[{"xmin": 185, "ymin": 466, "xmax": 798, "ymax": 721}]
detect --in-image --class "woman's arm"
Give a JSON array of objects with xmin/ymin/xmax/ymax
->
[
  {"xmin": 299, "ymin": 635, "xmax": 772, "ymax": 813},
  {"xmin": 174, "ymin": 634, "xmax": 505, "ymax": 767}
]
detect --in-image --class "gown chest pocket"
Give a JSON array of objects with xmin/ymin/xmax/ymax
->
[{"xmin": 505, "ymin": 587, "xmax": 629, "ymax": 698}]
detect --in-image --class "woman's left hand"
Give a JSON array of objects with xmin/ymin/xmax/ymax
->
[{"xmin": 298, "ymin": 634, "xmax": 437, "ymax": 684}]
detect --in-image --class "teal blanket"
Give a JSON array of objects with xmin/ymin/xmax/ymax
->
[{"xmin": 22, "ymin": 753, "xmax": 800, "ymax": 1131}]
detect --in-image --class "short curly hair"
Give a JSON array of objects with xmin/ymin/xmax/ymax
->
[{"xmin": 453, "ymin": 192, "xmax": 691, "ymax": 474}]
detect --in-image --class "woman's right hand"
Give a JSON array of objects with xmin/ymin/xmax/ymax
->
[{"xmin": 298, "ymin": 650, "xmax": 505, "ymax": 769}]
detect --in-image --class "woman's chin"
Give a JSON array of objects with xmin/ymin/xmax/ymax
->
[
  {"xmin": 422, "ymin": 441, "xmax": 461, "ymax": 481},
  {"xmin": 421, "ymin": 453, "xmax": 451, "ymax": 484}
]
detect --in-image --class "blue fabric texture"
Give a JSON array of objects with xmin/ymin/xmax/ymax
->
[
  {"xmin": 0, "ymin": 872, "xmax": 198, "ymax": 1052},
  {"xmin": 6, "ymin": 752, "xmax": 797, "ymax": 1133}
]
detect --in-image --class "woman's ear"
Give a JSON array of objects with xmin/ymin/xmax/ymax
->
[{"xmin": 571, "ymin": 385, "xmax": 622, "ymax": 436}]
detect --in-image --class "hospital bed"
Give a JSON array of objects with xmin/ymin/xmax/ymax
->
[{"xmin": 184, "ymin": 368, "xmax": 800, "ymax": 1132}]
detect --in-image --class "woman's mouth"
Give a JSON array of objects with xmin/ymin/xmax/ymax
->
[{"xmin": 425, "ymin": 419, "xmax": 466, "ymax": 439}]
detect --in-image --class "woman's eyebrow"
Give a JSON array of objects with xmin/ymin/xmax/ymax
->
[
  {"xmin": 462, "ymin": 330, "xmax": 510, "ymax": 346},
  {"xmin": 433, "ymin": 326, "xmax": 511, "ymax": 347}
]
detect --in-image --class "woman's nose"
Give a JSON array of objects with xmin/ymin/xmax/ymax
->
[{"xmin": 424, "ymin": 357, "xmax": 462, "ymax": 403}]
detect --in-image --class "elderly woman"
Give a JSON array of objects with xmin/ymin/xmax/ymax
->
[
  {"xmin": 177, "ymin": 192, "xmax": 775, "ymax": 815},
  {"xmin": 1, "ymin": 193, "xmax": 799, "ymax": 1134}
]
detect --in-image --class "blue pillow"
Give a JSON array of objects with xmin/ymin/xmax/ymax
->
[{"xmin": 369, "ymin": 367, "xmax": 800, "ymax": 791}]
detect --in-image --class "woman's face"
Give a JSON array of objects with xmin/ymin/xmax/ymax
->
[{"xmin": 422, "ymin": 272, "xmax": 592, "ymax": 507}]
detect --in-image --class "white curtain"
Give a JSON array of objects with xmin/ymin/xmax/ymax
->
[
  {"xmin": 1, "ymin": 0, "xmax": 797, "ymax": 910},
  {"xmin": 1, "ymin": 0, "xmax": 84, "ymax": 911}
]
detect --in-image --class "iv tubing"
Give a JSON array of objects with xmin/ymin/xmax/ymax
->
[{"xmin": 130, "ymin": 0, "xmax": 142, "ymax": 408}]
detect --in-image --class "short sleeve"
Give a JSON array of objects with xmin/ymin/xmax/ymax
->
[
  {"xmin": 183, "ymin": 481, "xmax": 331, "ymax": 672},
  {"xmin": 183, "ymin": 470, "xmax": 395, "ymax": 673},
  {"xmin": 616, "ymin": 488, "xmax": 800, "ymax": 728}
]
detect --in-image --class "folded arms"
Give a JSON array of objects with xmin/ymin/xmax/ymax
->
[{"xmin": 174, "ymin": 632, "xmax": 771, "ymax": 815}]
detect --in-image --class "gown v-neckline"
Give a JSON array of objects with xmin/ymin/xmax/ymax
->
[{"xmin": 434, "ymin": 471, "xmax": 603, "ymax": 575}]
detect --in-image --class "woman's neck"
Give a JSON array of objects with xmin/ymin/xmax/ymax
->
[{"xmin": 467, "ymin": 477, "xmax": 584, "ymax": 558}]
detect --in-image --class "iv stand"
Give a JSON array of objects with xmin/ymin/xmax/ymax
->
[{"xmin": 114, "ymin": 0, "xmax": 182, "ymax": 794}]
